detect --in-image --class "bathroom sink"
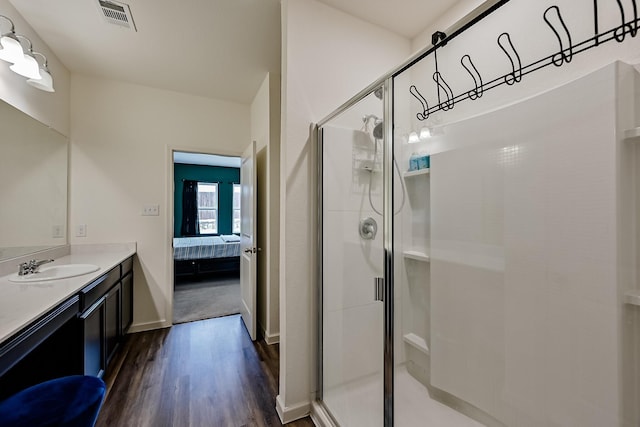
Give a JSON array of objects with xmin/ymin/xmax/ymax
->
[{"xmin": 8, "ymin": 264, "xmax": 100, "ymax": 283}]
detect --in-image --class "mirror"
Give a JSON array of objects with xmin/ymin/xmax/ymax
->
[{"xmin": 0, "ymin": 99, "xmax": 68, "ymax": 261}]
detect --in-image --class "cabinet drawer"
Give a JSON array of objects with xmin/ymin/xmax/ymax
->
[
  {"xmin": 121, "ymin": 256, "xmax": 133, "ymax": 276},
  {"xmin": 79, "ymin": 267, "xmax": 120, "ymax": 312}
]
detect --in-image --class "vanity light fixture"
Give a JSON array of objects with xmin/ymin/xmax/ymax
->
[
  {"xmin": 0, "ymin": 15, "xmax": 23, "ymax": 64},
  {"xmin": 0, "ymin": 15, "xmax": 53, "ymax": 92},
  {"xmin": 26, "ymin": 52, "xmax": 54, "ymax": 92},
  {"xmin": 9, "ymin": 35, "xmax": 41, "ymax": 79}
]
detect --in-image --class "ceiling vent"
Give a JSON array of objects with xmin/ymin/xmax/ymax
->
[{"xmin": 97, "ymin": 0, "xmax": 137, "ymax": 31}]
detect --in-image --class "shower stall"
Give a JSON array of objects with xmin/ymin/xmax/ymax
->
[{"xmin": 316, "ymin": 1, "xmax": 640, "ymax": 426}]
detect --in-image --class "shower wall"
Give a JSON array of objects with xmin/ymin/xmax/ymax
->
[
  {"xmin": 429, "ymin": 62, "xmax": 637, "ymax": 426},
  {"xmin": 322, "ymin": 125, "xmax": 384, "ymax": 390}
]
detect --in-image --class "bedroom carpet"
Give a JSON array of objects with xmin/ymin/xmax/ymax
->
[{"xmin": 173, "ymin": 275, "xmax": 240, "ymax": 324}]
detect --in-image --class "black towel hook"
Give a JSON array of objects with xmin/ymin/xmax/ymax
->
[
  {"xmin": 544, "ymin": 6, "xmax": 573, "ymax": 66},
  {"xmin": 409, "ymin": 85, "xmax": 430, "ymax": 121},
  {"xmin": 497, "ymin": 32, "xmax": 522, "ymax": 85},
  {"xmin": 461, "ymin": 54, "xmax": 484, "ymax": 100}
]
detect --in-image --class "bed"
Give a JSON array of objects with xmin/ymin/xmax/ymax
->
[{"xmin": 173, "ymin": 235, "xmax": 241, "ymax": 278}]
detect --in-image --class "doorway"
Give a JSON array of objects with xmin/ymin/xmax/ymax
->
[{"xmin": 172, "ymin": 151, "xmax": 242, "ymax": 324}]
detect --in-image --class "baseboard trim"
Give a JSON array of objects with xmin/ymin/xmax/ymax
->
[
  {"xmin": 265, "ymin": 331, "xmax": 280, "ymax": 345},
  {"xmin": 127, "ymin": 319, "xmax": 170, "ymax": 333},
  {"xmin": 310, "ymin": 401, "xmax": 338, "ymax": 427},
  {"xmin": 276, "ymin": 395, "xmax": 310, "ymax": 424},
  {"xmin": 259, "ymin": 323, "xmax": 280, "ymax": 344}
]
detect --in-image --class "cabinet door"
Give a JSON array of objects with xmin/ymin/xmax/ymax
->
[
  {"xmin": 81, "ymin": 298, "xmax": 105, "ymax": 378},
  {"xmin": 104, "ymin": 283, "xmax": 121, "ymax": 365},
  {"xmin": 121, "ymin": 272, "xmax": 133, "ymax": 335}
]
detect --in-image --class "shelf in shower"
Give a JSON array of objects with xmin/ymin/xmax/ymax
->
[
  {"xmin": 624, "ymin": 290, "xmax": 640, "ymax": 306},
  {"xmin": 403, "ymin": 169, "xmax": 430, "ymax": 178},
  {"xmin": 403, "ymin": 333, "xmax": 430, "ymax": 356},
  {"xmin": 403, "ymin": 250, "xmax": 430, "ymax": 262},
  {"xmin": 623, "ymin": 127, "xmax": 640, "ymax": 140}
]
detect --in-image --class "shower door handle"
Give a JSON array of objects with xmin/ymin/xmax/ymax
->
[{"xmin": 375, "ymin": 277, "xmax": 384, "ymax": 302}]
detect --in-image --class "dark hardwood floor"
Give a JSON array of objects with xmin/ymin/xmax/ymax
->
[{"xmin": 98, "ymin": 315, "xmax": 314, "ymax": 427}]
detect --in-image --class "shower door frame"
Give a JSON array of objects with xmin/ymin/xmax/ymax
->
[{"xmin": 315, "ymin": 77, "xmax": 395, "ymax": 426}]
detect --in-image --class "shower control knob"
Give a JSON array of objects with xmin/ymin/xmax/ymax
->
[{"xmin": 359, "ymin": 217, "xmax": 378, "ymax": 240}]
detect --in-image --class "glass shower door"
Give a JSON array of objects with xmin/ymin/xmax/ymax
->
[{"xmin": 319, "ymin": 89, "xmax": 386, "ymax": 426}]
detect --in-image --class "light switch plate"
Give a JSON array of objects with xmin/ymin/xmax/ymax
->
[
  {"xmin": 142, "ymin": 205, "xmax": 160, "ymax": 216},
  {"xmin": 52, "ymin": 225, "xmax": 64, "ymax": 238},
  {"xmin": 76, "ymin": 224, "xmax": 87, "ymax": 237}
]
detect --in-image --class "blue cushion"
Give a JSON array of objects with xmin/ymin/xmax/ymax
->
[{"xmin": 0, "ymin": 375, "xmax": 106, "ymax": 427}]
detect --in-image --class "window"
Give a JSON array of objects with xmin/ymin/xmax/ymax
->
[
  {"xmin": 233, "ymin": 184, "xmax": 241, "ymax": 234},
  {"xmin": 197, "ymin": 182, "xmax": 218, "ymax": 234}
]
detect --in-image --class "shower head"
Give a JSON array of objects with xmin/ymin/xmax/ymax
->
[
  {"xmin": 373, "ymin": 121, "xmax": 383, "ymax": 139},
  {"xmin": 362, "ymin": 114, "xmax": 383, "ymax": 139},
  {"xmin": 374, "ymin": 86, "xmax": 383, "ymax": 100}
]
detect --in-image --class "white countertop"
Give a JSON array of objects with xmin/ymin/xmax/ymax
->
[{"xmin": 0, "ymin": 243, "xmax": 136, "ymax": 344}]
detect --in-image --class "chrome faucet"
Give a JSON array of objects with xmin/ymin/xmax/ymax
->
[{"xmin": 18, "ymin": 259, "xmax": 54, "ymax": 276}]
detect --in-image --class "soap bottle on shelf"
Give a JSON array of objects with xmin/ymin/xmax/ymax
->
[
  {"xmin": 409, "ymin": 153, "xmax": 418, "ymax": 171},
  {"xmin": 417, "ymin": 151, "xmax": 430, "ymax": 170}
]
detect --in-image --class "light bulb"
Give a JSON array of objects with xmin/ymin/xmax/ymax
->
[
  {"xmin": 10, "ymin": 53, "xmax": 41, "ymax": 79},
  {"xmin": 408, "ymin": 132, "xmax": 420, "ymax": 144},
  {"xmin": 27, "ymin": 67, "xmax": 54, "ymax": 92},
  {"xmin": 0, "ymin": 33, "xmax": 23, "ymax": 63},
  {"xmin": 419, "ymin": 127, "xmax": 431, "ymax": 140}
]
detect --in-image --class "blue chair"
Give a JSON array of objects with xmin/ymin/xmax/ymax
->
[{"xmin": 0, "ymin": 375, "xmax": 106, "ymax": 427}]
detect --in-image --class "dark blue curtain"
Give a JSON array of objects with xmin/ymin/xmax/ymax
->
[{"xmin": 181, "ymin": 180, "xmax": 199, "ymax": 236}]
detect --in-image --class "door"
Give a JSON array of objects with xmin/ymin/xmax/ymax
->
[
  {"xmin": 318, "ymin": 87, "xmax": 387, "ymax": 426},
  {"xmin": 240, "ymin": 140, "xmax": 257, "ymax": 340},
  {"xmin": 81, "ymin": 297, "xmax": 106, "ymax": 378},
  {"xmin": 104, "ymin": 282, "xmax": 121, "ymax": 365},
  {"xmin": 121, "ymin": 273, "xmax": 133, "ymax": 335}
]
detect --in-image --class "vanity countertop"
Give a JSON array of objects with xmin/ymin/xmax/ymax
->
[{"xmin": 0, "ymin": 243, "xmax": 136, "ymax": 344}]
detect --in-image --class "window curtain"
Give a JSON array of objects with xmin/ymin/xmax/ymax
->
[{"xmin": 181, "ymin": 180, "xmax": 199, "ymax": 236}]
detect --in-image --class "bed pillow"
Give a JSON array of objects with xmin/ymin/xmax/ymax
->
[{"xmin": 221, "ymin": 234, "xmax": 241, "ymax": 242}]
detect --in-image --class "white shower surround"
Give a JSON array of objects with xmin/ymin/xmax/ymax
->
[{"xmin": 428, "ymin": 61, "xmax": 639, "ymax": 427}]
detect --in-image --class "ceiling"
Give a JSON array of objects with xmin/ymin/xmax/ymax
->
[
  {"xmin": 8, "ymin": 0, "xmax": 458, "ymax": 105},
  {"xmin": 315, "ymin": 0, "xmax": 460, "ymax": 39}
]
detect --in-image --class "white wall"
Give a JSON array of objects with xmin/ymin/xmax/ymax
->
[
  {"xmin": 410, "ymin": 0, "xmax": 486, "ymax": 54},
  {"xmin": 251, "ymin": 72, "xmax": 281, "ymax": 343},
  {"xmin": 69, "ymin": 74, "xmax": 250, "ymax": 331},
  {"xmin": 278, "ymin": 0, "xmax": 410, "ymax": 421},
  {"xmin": 0, "ymin": 0, "xmax": 70, "ymax": 135}
]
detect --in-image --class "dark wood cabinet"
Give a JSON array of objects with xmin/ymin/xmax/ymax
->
[
  {"xmin": 0, "ymin": 256, "xmax": 135, "ymax": 389},
  {"xmin": 79, "ymin": 256, "xmax": 133, "ymax": 377},
  {"xmin": 121, "ymin": 272, "xmax": 133, "ymax": 335},
  {"xmin": 104, "ymin": 283, "xmax": 121, "ymax": 365},
  {"xmin": 81, "ymin": 297, "xmax": 106, "ymax": 378}
]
